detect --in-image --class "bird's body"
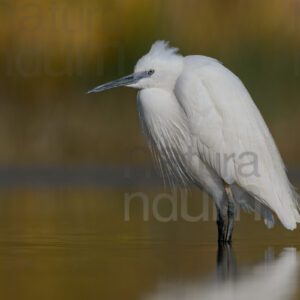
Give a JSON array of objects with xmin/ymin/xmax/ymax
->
[{"xmin": 88, "ymin": 41, "xmax": 299, "ymax": 241}]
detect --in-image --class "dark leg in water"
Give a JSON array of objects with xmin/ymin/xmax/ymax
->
[
  {"xmin": 224, "ymin": 183, "xmax": 236, "ymax": 242},
  {"xmin": 217, "ymin": 242, "xmax": 237, "ymax": 280},
  {"xmin": 216, "ymin": 205, "xmax": 227, "ymax": 242}
]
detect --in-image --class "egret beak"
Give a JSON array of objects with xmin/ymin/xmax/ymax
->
[{"xmin": 87, "ymin": 71, "xmax": 148, "ymax": 94}]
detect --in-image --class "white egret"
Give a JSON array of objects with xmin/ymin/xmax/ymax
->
[{"xmin": 87, "ymin": 41, "xmax": 299, "ymax": 242}]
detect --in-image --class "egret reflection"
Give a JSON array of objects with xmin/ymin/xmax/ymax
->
[{"xmin": 143, "ymin": 246, "xmax": 298, "ymax": 300}]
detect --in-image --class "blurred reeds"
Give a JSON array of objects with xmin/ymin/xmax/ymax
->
[{"xmin": 0, "ymin": 0, "xmax": 299, "ymax": 166}]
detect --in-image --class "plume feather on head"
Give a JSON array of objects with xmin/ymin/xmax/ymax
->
[
  {"xmin": 135, "ymin": 40, "xmax": 182, "ymax": 72},
  {"xmin": 148, "ymin": 40, "xmax": 180, "ymax": 58}
]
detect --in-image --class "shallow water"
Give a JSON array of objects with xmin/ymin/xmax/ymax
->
[{"xmin": 0, "ymin": 187, "xmax": 299, "ymax": 300}]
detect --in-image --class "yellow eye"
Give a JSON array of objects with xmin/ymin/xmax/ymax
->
[{"xmin": 148, "ymin": 69, "xmax": 155, "ymax": 75}]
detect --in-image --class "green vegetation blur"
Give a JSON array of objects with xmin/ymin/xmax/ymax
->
[{"xmin": 0, "ymin": 0, "xmax": 299, "ymax": 166}]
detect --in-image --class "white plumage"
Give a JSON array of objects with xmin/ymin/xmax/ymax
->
[{"xmin": 88, "ymin": 40, "xmax": 299, "ymax": 240}]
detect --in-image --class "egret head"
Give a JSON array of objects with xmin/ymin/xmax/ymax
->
[{"xmin": 87, "ymin": 41, "xmax": 183, "ymax": 94}]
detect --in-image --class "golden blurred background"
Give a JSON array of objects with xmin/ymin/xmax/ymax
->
[
  {"xmin": 0, "ymin": 2, "xmax": 299, "ymax": 299},
  {"xmin": 0, "ymin": 0, "xmax": 299, "ymax": 167}
]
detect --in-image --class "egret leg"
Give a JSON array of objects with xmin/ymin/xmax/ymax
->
[
  {"xmin": 217, "ymin": 242, "xmax": 237, "ymax": 280},
  {"xmin": 226, "ymin": 242, "xmax": 237, "ymax": 278},
  {"xmin": 217, "ymin": 241, "xmax": 226, "ymax": 280},
  {"xmin": 216, "ymin": 205, "xmax": 227, "ymax": 242},
  {"xmin": 224, "ymin": 183, "xmax": 236, "ymax": 242}
]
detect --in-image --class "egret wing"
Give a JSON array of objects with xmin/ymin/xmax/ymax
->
[{"xmin": 175, "ymin": 56, "xmax": 299, "ymax": 229}]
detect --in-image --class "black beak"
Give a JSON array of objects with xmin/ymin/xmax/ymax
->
[{"xmin": 86, "ymin": 71, "xmax": 148, "ymax": 94}]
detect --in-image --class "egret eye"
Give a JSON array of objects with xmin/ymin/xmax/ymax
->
[{"xmin": 148, "ymin": 69, "xmax": 155, "ymax": 76}]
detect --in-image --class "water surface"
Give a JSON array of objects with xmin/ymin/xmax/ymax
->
[{"xmin": 0, "ymin": 187, "xmax": 299, "ymax": 300}]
